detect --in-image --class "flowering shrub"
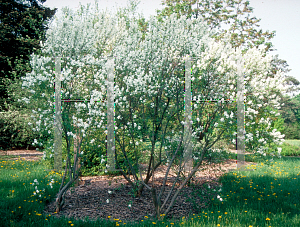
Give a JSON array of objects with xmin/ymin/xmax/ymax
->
[{"xmin": 16, "ymin": 0, "xmax": 290, "ymax": 217}]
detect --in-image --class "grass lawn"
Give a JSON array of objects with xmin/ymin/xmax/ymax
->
[
  {"xmin": 281, "ymin": 140, "xmax": 300, "ymax": 148},
  {"xmin": 1, "ymin": 140, "xmax": 300, "ymax": 227}
]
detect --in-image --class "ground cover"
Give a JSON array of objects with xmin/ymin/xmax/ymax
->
[
  {"xmin": 0, "ymin": 140, "xmax": 300, "ymax": 227},
  {"xmin": 282, "ymin": 140, "xmax": 300, "ymax": 147}
]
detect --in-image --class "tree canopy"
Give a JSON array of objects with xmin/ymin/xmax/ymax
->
[
  {"xmin": 150, "ymin": 0, "xmax": 300, "ymax": 142},
  {"xmin": 154, "ymin": 0, "xmax": 299, "ymax": 93},
  {"xmin": 0, "ymin": 0, "xmax": 57, "ymax": 111}
]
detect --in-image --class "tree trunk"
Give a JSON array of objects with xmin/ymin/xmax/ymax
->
[
  {"xmin": 74, "ymin": 128, "xmax": 81, "ymax": 187},
  {"xmin": 151, "ymin": 187, "xmax": 161, "ymax": 220},
  {"xmin": 55, "ymin": 122, "xmax": 83, "ymax": 213}
]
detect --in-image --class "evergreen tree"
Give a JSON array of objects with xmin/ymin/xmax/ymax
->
[{"xmin": 0, "ymin": 0, "xmax": 57, "ymax": 112}]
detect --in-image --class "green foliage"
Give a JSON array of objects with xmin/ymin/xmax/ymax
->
[
  {"xmin": 0, "ymin": 110, "xmax": 50, "ymax": 151},
  {"xmin": 273, "ymin": 113, "xmax": 286, "ymax": 135},
  {"xmin": 114, "ymin": 133, "xmax": 143, "ymax": 176},
  {"xmin": 284, "ymin": 123, "xmax": 300, "ymax": 140},
  {"xmin": 237, "ymin": 141, "xmax": 300, "ymax": 166},
  {"xmin": 79, "ymin": 141, "xmax": 107, "ymax": 177},
  {"xmin": 40, "ymin": 125, "xmax": 143, "ymax": 177},
  {"xmin": 271, "ymin": 92, "xmax": 300, "ymax": 140},
  {"xmin": 283, "ymin": 140, "xmax": 300, "ymax": 148},
  {"xmin": 0, "ymin": 0, "xmax": 57, "ymax": 112},
  {"xmin": 155, "ymin": 0, "xmax": 276, "ymax": 53},
  {"xmin": 279, "ymin": 142, "xmax": 300, "ymax": 157}
]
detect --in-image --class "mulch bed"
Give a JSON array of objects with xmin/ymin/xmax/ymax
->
[
  {"xmin": 42, "ymin": 177, "xmax": 222, "ymax": 225},
  {"xmin": 0, "ymin": 149, "xmax": 43, "ymax": 162}
]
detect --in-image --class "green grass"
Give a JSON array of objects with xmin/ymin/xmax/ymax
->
[
  {"xmin": 281, "ymin": 140, "xmax": 300, "ymax": 148},
  {"xmin": 285, "ymin": 140, "xmax": 300, "ymax": 148},
  {"xmin": 1, "ymin": 140, "xmax": 300, "ymax": 227}
]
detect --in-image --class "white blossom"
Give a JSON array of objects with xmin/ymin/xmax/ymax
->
[{"xmin": 15, "ymin": 5, "xmax": 290, "ymax": 202}]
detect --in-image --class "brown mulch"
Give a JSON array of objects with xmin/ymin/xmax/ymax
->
[
  {"xmin": 42, "ymin": 158, "xmax": 258, "ymax": 225},
  {"xmin": 0, "ymin": 149, "xmax": 43, "ymax": 162},
  {"xmin": 1, "ymin": 149, "xmax": 258, "ymax": 225}
]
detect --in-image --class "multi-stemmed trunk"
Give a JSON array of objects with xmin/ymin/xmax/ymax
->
[{"xmin": 55, "ymin": 121, "xmax": 83, "ymax": 212}]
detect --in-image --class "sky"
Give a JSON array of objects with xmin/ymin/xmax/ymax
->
[{"xmin": 40, "ymin": 0, "xmax": 300, "ymax": 97}]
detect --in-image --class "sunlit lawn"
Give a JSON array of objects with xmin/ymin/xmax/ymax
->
[
  {"xmin": 281, "ymin": 140, "xmax": 300, "ymax": 148},
  {"xmin": 1, "ymin": 140, "xmax": 300, "ymax": 227}
]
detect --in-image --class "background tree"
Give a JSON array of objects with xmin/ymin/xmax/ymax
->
[
  {"xmin": 0, "ymin": 0, "xmax": 57, "ymax": 112},
  {"xmin": 269, "ymin": 53, "xmax": 300, "ymax": 140},
  {"xmin": 155, "ymin": 0, "xmax": 276, "ymax": 53},
  {"xmin": 0, "ymin": 0, "xmax": 58, "ymax": 151},
  {"xmin": 272, "ymin": 92, "xmax": 300, "ymax": 140}
]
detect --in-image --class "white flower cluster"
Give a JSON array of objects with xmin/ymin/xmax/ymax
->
[
  {"xmin": 16, "ymin": 1, "xmax": 290, "ymax": 178},
  {"xmin": 31, "ymin": 179, "xmax": 47, "ymax": 198},
  {"xmin": 100, "ymin": 155, "xmax": 106, "ymax": 164}
]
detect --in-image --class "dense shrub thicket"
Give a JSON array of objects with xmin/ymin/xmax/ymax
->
[
  {"xmin": 0, "ymin": 110, "xmax": 50, "ymax": 151},
  {"xmin": 39, "ymin": 126, "xmax": 143, "ymax": 176}
]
